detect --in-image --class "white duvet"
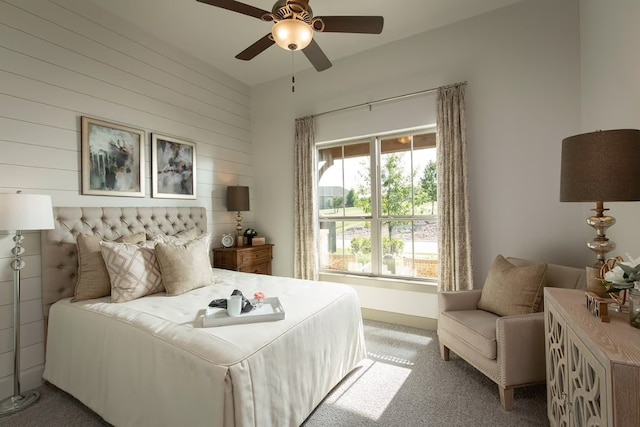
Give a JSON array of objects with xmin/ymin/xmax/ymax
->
[{"xmin": 43, "ymin": 269, "xmax": 366, "ymax": 427}]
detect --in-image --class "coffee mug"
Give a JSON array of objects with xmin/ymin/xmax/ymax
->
[{"xmin": 227, "ymin": 295, "xmax": 242, "ymax": 317}]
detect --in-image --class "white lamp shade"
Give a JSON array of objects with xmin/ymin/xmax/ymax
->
[
  {"xmin": 0, "ymin": 193, "xmax": 55, "ymax": 231},
  {"xmin": 272, "ymin": 20, "xmax": 313, "ymax": 51}
]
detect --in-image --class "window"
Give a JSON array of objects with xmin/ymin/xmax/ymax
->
[{"xmin": 317, "ymin": 128, "xmax": 437, "ymax": 281}]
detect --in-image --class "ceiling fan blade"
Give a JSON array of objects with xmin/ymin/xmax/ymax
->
[
  {"xmin": 302, "ymin": 39, "xmax": 332, "ymax": 72},
  {"xmin": 196, "ymin": 0, "xmax": 269, "ymax": 20},
  {"xmin": 313, "ymin": 16, "xmax": 384, "ymax": 34},
  {"xmin": 235, "ymin": 34, "xmax": 275, "ymax": 61}
]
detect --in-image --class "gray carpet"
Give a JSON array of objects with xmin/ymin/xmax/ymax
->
[{"xmin": 1, "ymin": 320, "xmax": 549, "ymax": 426}]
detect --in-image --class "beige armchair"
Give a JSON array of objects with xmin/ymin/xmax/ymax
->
[{"xmin": 437, "ymin": 257, "xmax": 585, "ymax": 411}]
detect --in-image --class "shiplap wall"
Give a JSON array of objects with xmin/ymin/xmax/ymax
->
[{"xmin": 0, "ymin": 0, "xmax": 253, "ymax": 399}]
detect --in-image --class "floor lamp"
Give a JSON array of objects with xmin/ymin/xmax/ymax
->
[{"xmin": 0, "ymin": 191, "xmax": 54, "ymax": 416}]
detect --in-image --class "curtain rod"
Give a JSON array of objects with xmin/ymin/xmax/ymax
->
[{"xmin": 311, "ymin": 81, "xmax": 467, "ymax": 119}]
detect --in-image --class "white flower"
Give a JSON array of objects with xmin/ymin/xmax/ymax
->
[
  {"xmin": 603, "ymin": 254, "xmax": 640, "ymax": 291},
  {"xmin": 604, "ymin": 267, "xmax": 626, "ymax": 284}
]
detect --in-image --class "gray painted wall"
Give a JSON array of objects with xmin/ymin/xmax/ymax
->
[
  {"xmin": 580, "ymin": 0, "xmax": 640, "ymax": 259},
  {"xmin": 251, "ymin": 0, "xmax": 585, "ymax": 318}
]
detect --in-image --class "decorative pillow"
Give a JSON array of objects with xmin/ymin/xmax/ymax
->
[
  {"xmin": 99, "ymin": 241, "xmax": 164, "ymax": 303},
  {"xmin": 155, "ymin": 234, "xmax": 214, "ymax": 296},
  {"xmin": 73, "ymin": 232, "xmax": 146, "ymax": 302},
  {"xmin": 148, "ymin": 228, "xmax": 199, "ymax": 243},
  {"xmin": 477, "ymin": 255, "xmax": 548, "ymax": 316}
]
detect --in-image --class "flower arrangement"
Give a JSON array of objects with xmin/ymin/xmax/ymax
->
[
  {"xmin": 602, "ymin": 255, "xmax": 640, "ymax": 293},
  {"xmin": 253, "ymin": 291, "xmax": 265, "ymax": 308},
  {"xmin": 244, "ymin": 228, "xmax": 258, "ymax": 238}
]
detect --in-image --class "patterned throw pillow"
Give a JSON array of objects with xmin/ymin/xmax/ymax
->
[
  {"xmin": 99, "ymin": 241, "xmax": 164, "ymax": 303},
  {"xmin": 477, "ymin": 255, "xmax": 548, "ymax": 316},
  {"xmin": 73, "ymin": 232, "xmax": 146, "ymax": 302},
  {"xmin": 155, "ymin": 233, "xmax": 214, "ymax": 296}
]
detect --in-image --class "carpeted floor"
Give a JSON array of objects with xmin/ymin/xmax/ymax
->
[{"xmin": 1, "ymin": 320, "xmax": 549, "ymax": 426}]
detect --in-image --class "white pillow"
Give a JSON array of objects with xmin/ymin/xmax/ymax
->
[{"xmin": 99, "ymin": 241, "xmax": 164, "ymax": 303}]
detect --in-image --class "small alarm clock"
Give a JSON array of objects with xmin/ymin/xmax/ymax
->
[{"xmin": 221, "ymin": 233, "xmax": 235, "ymax": 248}]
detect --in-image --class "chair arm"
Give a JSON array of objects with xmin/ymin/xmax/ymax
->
[
  {"xmin": 438, "ymin": 289, "xmax": 482, "ymax": 312},
  {"xmin": 496, "ymin": 312, "xmax": 546, "ymax": 387}
]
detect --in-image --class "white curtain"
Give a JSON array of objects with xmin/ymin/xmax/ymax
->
[
  {"xmin": 294, "ymin": 116, "xmax": 318, "ymax": 280},
  {"xmin": 437, "ymin": 83, "xmax": 473, "ymax": 292}
]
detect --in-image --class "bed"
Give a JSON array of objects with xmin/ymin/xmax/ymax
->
[{"xmin": 40, "ymin": 207, "xmax": 366, "ymax": 427}]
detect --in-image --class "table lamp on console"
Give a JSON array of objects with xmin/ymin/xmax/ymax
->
[
  {"xmin": 560, "ymin": 129, "xmax": 640, "ymax": 266},
  {"xmin": 227, "ymin": 186, "xmax": 250, "ymax": 247}
]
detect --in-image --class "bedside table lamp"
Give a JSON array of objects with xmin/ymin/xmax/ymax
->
[
  {"xmin": 0, "ymin": 191, "xmax": 54, "ymax": 416},
  {"xmin": 226, "ymin": 186, "xmax": 250, "ymax": 246},
  {"xmin": 560, "ymin": 129, "xmax": 640, "ymax": 266}
]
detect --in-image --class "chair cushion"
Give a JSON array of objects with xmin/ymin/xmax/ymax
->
[
  {"xmin": 439, "ymin": 310, "xmax": 499, "ymax": 359},
  {"xmin": 478, "ymin": 255, "xmax": 547, "ymax": 316}
]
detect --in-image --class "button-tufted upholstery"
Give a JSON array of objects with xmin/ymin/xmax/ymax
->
[{"xmin": 41, "ymin": 207, "xmax": 206, "ymax": 316}]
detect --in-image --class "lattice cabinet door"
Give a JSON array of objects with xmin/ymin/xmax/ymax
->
[
  {"xmin": 545, "ymin": 288, "xmax": 640, "ymax": 427},
  {"xmin": 566, "ymin": 327, "xmax": 608, "ymax": 427},
  {"xmin": 546, "ymin": 305, "xmax": 569, "ymax": 427}
]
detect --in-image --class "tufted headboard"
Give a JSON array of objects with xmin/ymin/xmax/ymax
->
[{"xmin": 41, "ymin": 206, "xmax": 207, "ymax": 316}]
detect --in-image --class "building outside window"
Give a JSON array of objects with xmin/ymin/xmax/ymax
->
[{"xmin": 317, "ymin": 128, "xmax": 437, "ymax": 282}]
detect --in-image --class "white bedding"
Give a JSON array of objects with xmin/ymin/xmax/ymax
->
[{"xmin": 43, "ymin": 268, "xmax": 366, "ymax": 427}]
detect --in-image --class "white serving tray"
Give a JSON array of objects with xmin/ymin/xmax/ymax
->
[{"xmin": 202, "ymin": 297, "xmax": 285, "ymax": 327}]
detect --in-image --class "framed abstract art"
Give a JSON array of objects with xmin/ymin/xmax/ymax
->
[
  {"xmin": 81, "ymin": 116, "xmax": 145, "ymax": 197},
  {"xmin": 151, "ymin": 133, "xmax": 197, "ymax": 199}
]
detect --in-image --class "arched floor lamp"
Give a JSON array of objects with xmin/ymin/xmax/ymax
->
[{"xmin": 0, "ymin": 191, "xmax": 54, "ymax": 416}]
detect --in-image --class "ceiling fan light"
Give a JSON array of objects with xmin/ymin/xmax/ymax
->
[{"xmin": 272, "ymin": 19, "xmax": 313, "ymax": 51}]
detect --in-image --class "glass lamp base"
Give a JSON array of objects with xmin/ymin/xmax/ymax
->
[{"xmin": 0, "ymin": 391, "xmax": 40, "ymax": 416}]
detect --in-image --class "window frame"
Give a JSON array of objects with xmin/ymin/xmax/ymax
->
[{"xmin": 316, "ymin": 125, "xmax": 437, "ymax": 283}]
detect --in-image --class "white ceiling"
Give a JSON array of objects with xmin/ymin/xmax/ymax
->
[{"xmin": 85, "ymin": 0, "xmax": 523, "ymax": 86}]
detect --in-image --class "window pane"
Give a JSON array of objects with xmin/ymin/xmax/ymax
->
[
  {"xmin": 317, "ymin": 142, "xmax": 370, "ymax": 218},
  {"xmin": 413, "ymin": 219, "xmax": 438, "ymax": 279},
  {"xmin": 318, "ymin": 220, "xmax": 371, "ymax": 273},
  {"xmin": 380, "ymin": 137, "xmax": 412, "ymax": 217},
  {"xmin": 381, "ymin": 220, "xmax": 411, "ymax": 276},
  {"xmin": 344, "ymin": 220, "xmax": 372, "ymax": 273},
  {"xmin": 319, "ymin": 220, "xmax": 344, "ymax": 270},
  {"xmin": 317, "ymin": 146, "xmax": 344, "ymax": 217},
  {"xmin": 380, "ymin": 219, "xmax": 437, "ymax": 279},
  {"xmin": 414, "ymin": 142, "xmax": 437, "ymax": 215}
]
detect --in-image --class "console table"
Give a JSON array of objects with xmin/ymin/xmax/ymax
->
[
  {"xmin": 544, "ymin": 287, "xmax": 640, "ymax": 426},
  {"xmin": 213, "ymin": 244, "xmax": 273, "ymax": 275}
]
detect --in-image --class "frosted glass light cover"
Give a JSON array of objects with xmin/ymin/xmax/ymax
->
[{"xmin": 272, "ymin": 20, "xmax": 313, "ymax": 51}]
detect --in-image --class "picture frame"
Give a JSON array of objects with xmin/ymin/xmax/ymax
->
[
  {"xmin": 81, "ymin": 116, "xmax": 145, "ymax": 197},
  {"xmin": 151, "ymin": 133, "xmax": 197, "ymax": 199}
]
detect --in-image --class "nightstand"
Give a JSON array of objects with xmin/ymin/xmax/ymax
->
[{"xmin": 213, "ymin": 244, "xmax": 273, "ymax": 275}]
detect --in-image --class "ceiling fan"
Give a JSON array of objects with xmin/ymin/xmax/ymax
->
[{"xmin": 196, "ymin": 0, "xmax": 384, "ymax": 72}]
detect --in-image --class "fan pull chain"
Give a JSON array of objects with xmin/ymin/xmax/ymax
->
[{"xmin": 291, "ymin": 51, "xmax": 295, "ymax": 93}]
